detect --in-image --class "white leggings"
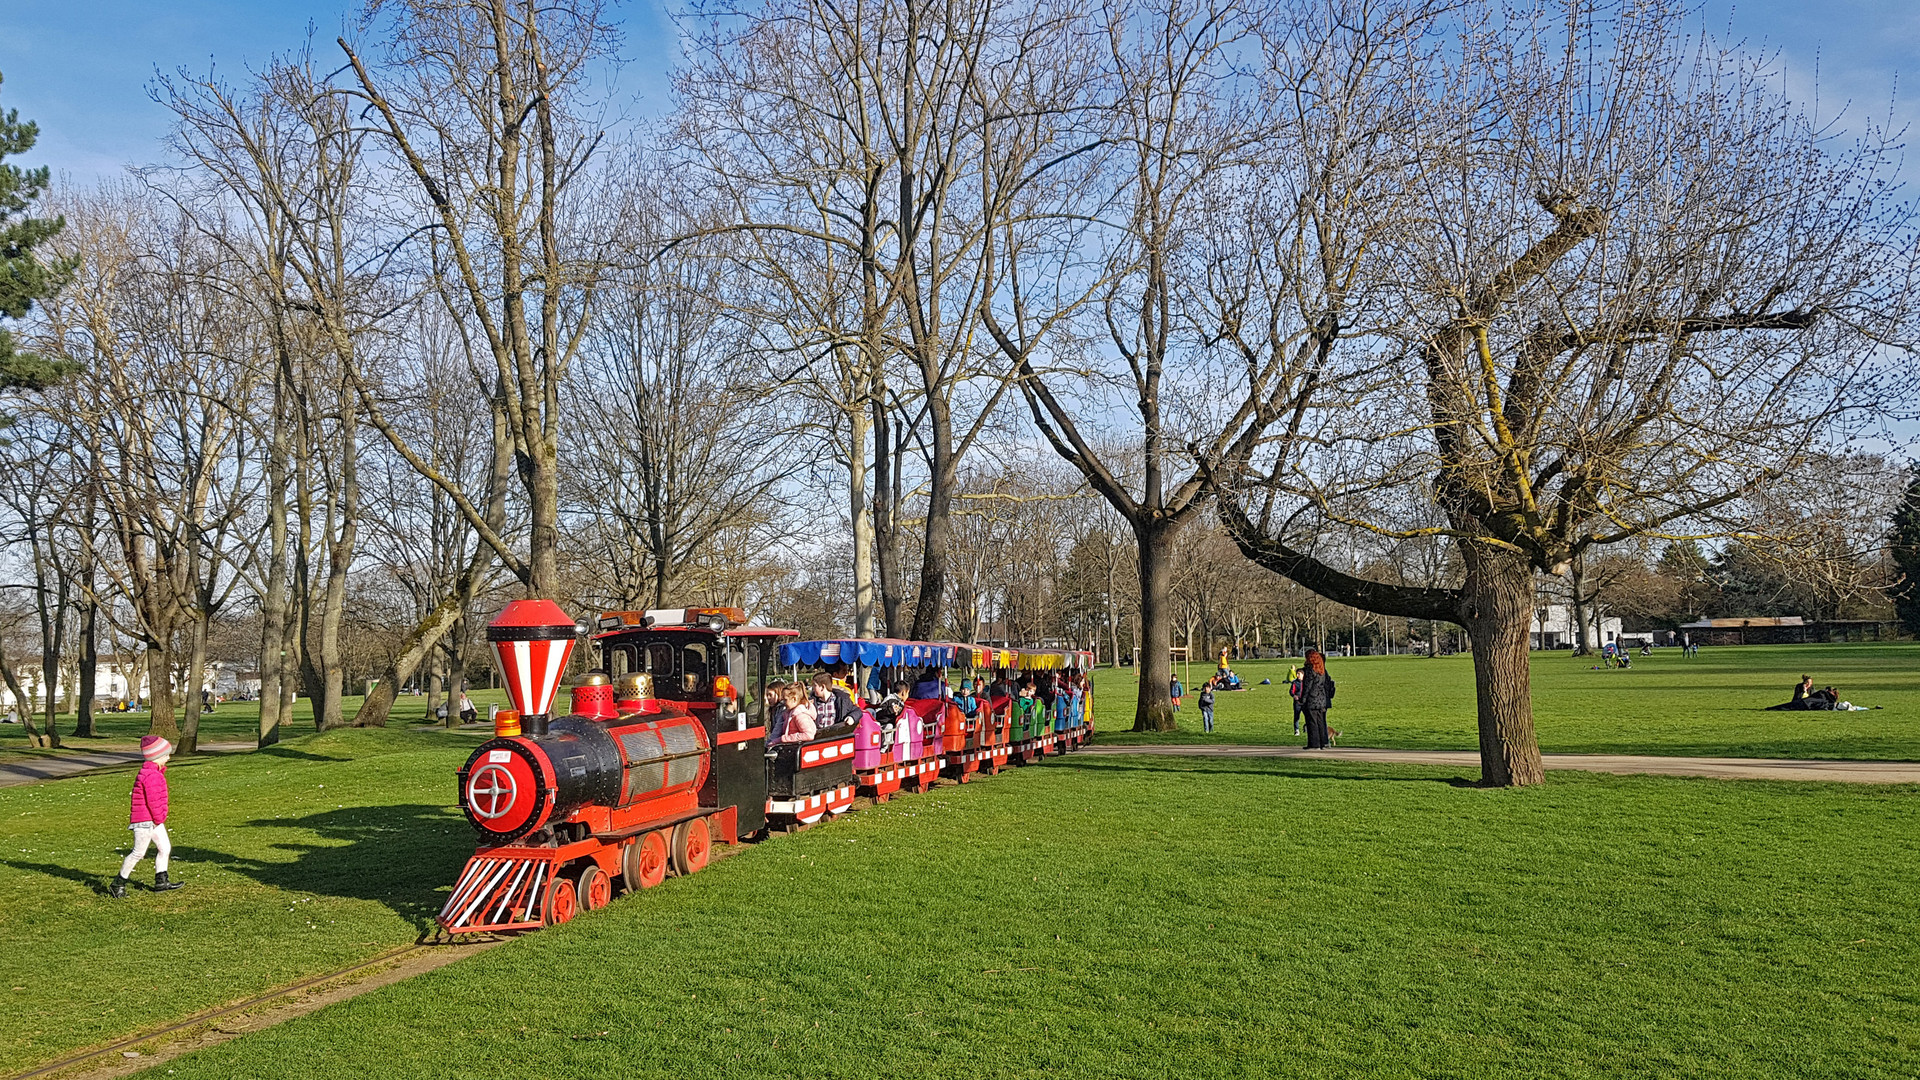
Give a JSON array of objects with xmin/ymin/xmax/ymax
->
[{"xmin": 120, "ymin": 823, "xmax": 171, "ymax": 877}]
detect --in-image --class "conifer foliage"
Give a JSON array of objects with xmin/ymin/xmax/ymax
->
[{"xmin": 0, "ymin": 71, "xmax": 73, "ymax": 390}]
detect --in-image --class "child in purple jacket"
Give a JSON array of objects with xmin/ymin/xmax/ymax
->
[{"xmin": 111, "ymin": 736, "xmax": 184, "ymax": 897}]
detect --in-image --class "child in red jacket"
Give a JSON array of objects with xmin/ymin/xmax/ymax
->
[{"xmin": 111, "ymin": 736, "xmax": 184, "ymax": 897}]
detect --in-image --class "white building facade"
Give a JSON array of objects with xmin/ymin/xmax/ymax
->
[{"xmin": 1528, "ymin": 604, "xmax": 1622, "ymax": 650}]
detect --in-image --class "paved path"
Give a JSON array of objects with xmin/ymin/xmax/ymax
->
[
  {"xmin": 0, "ymin": 743, "xmax": 255, "ymax": 788},
  {"xmin": 1081, "ymin": 744, "xmax": 1920, "ymax": 784}
]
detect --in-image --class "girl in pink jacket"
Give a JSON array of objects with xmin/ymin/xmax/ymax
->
[{"xmin": 111, "ymin": 736, "xmax": 184, "ymax": 897}]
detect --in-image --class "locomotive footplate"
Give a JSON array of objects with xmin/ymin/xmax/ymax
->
[{"xmin": 439, "ymin": 805, "xmax": 738, "ymax": 934}]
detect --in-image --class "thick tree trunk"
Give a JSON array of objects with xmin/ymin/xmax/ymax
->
[
  {"xmin": 1461, "ymin": 545, "xmax": 1545, "ymax": 787},
  {"xmin": 145, "ymin": 644, "xmax": 180, "ymax": 742},
  {"xmin": 76, "ymin": 595, "xmax": 97, "ymax": 738},
  {"xmin": 1132, "ymin": 519, "xmax": 1178, "ymax": 732},
  {"xmin": 909, "ymin": 399, "xmax": 955, "ymax": 642}
]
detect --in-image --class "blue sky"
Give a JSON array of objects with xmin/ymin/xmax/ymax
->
[
  {"xmin": 1, "ymin": 0, "xmax": 1916, "ymax": 183},
  {"xmin": 0, "ymin": 0, "xmax": 681, "ymax": 181}
]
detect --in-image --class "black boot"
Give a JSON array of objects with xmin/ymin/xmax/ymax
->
[
  {"xmin": 109, "ymin": 876, "xmax": 128, "ymax": 899},
  {"xmin": 153, "ymin": 871, "xmax": 183, "ymax": 892}
]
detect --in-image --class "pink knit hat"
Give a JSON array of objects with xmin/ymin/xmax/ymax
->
[{"xmin": 141, "ymin": 736, "xmax": 172, "ymax": 762}]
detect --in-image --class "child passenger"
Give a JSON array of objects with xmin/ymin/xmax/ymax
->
[{"xmin": 771, "ymin": 684, "xmax": 817, "ymax": 744}]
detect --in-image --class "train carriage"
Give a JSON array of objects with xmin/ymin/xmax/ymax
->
[{"xmin": 778, "ymin": 638, "xmax": 954, "ymax": 804}]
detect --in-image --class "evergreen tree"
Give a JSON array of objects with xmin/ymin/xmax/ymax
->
[
  {"xmin": 1893, "ymin": 465, "xmax": 1920, "ymax": 636},
  {"xmin": 0, "ymin": 71, "xmax": 75, "ymax": 391}
]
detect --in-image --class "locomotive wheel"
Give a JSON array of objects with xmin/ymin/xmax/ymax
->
[
  {"xmin": 577, "ymin": 863, "xmax": 611, "ymax": 911},
  {"xmin": 544, "ymin": 877, "xmax": 579, "ymax": 926},
  {"xmin": 623, "ymin": 831, "xmax": 669, "ymax": 891},
  {"xmin": 671, "ymin": 817, "xmax": 711, "ymax": 876}
]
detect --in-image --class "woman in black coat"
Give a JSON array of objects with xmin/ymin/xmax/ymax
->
[{"xmin": 1300, "ymin": 649, "xmax": 1336, "ymax": 749}]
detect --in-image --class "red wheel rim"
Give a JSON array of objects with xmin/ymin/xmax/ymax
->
[
  {"xmin": 681, "ymin": 817, "xmax": 710, "ymax": 875},
  {"xmin": 580, "ymin": 865, "xmax": 611, "ymax": 910},
  {"xmin": 638, "ymin": 831, "xmax": 668, "ymax": 889},
  {"xmin": 547, "ymin": 878, "xmax": 578, "ymax": 925}
]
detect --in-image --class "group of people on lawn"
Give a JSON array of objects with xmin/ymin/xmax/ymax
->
[
  {"xmin": 1172, "ymin": 648, "xmax": 1338, "ymax": 749},
  {"xmin": 1767, "ymin": 675, "xmax": 1875, "ymax": 712}
]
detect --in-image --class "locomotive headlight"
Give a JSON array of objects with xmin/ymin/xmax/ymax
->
[{"xmin": 713, "ymin": 675, "xmax": 734, "ymax": 701}]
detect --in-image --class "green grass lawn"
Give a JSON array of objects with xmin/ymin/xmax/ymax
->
[
  {"xmin": 1093, "ymin": 643, "xmax": 1920, "ymax": 759},
  {"xmin": 0, "ymin": 727, "xmax": 490, "ymax": 1071},
  {"xmin": 134, "ymin": 750, "xmax": 1920, "ymax": 1079}
]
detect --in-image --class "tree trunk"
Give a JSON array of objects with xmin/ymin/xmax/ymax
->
[
  {"xmin": 849, "ymin": 409, "xmax": 875, "ymax": 638},
  {"xmin": 871, "ymin": 395, "xmax": 905, "ymax": 637},
  {"xmin": 179, "ymin": 613, "xmax": 209, "ymax": 754},
  {"xmin": 76, "ymin": 593, "xmax": 97, "ymax": 738},
  {"xmin": 1460, "ymin": 544, "xmax": 1545, "ymax": 787},
  {"xmin": 427, "ymin": 650, "xmax": 446, "ymax": 728},
  {"xmin": 258, "ymin": 372, "xmax": 291, "ymax": 747},
  {"xmin": 315, "ymin": 396, "xmax": 358, "ymax": 731},
  {"xmin": 145, "ymin": 643, "xmax": 180, "ymax": 742},
  {"xmin": 1132, "ymin": 519, "xmax": 1178, "ymax": 732},
  {"xmin": 1569, "ymin": 554, "xmax": 1589, "ymax": 655},
  {"xmin": 447, "ymin": 629, "xmax": 469, "ymax": 729},
  {"xmin": 908, "ymin": 398, "xmax": 955, "ymax": 642}
]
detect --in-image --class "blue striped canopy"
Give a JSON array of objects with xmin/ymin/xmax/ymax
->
[{"xmin": 778, "ymin": 638, "xmax": 958, "ymax": 668}]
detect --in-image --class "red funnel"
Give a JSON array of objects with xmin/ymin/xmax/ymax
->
[{"xmin": 488, "ymin": 599, "xmax": 578, "ymax": 720}]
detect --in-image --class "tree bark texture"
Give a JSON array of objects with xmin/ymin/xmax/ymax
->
[
  {"xmin": 1460, "ymin": 545, "xmax": 1546, "ymax": 787},
  {"xmin": 1132, "ymin": 519, "xmax": 1179, "ymax": 732}
]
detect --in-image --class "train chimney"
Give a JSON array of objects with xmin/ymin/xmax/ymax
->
[{"xmin": 487, "ymin": 599, "xmax": 580, "ymax": 736}]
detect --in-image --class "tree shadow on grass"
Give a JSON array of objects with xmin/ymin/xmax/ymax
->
[
  {"xmin": 175, "ymin": 804, "xmax": 474, "ymax": 932},
  {"xmin": 1052, "ymin": 757, "xmax": 1480, "ymax": 786},
  {"xmin": 253, "ymin": 746, "xmax": 355, "ymax": 763},
  {"xmin": 1, "ymin": 857, "xmax": 115, "ymax": 894}
]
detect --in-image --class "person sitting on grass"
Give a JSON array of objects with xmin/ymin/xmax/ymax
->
[
  {"xmin": 110, "ymin": 737, "xmax": 185, "ymax": 898},
  {"xmin": 1767, "ymin": 676, "xmax": 1817, "ymax": 711}
]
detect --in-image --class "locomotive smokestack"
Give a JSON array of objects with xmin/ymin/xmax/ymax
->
[{"xmin": 488, "ymin": 599, "xmax": 580, "ymax": 735}]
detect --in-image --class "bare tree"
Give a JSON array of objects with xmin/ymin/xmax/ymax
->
[
  {"xmin": 1216, "ymin": 0, "xmax": 1920, "ymax": 784},
  {"xmin": 338, "ymin": 0, "xmax": 618, "ymax": 599}
]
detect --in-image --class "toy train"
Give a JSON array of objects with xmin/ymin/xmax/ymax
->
[{"xmin": 438, "ymin": 600, "xmax": 1095, "ymax": 933}]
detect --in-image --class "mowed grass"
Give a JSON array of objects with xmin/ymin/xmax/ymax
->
[
  {"xmin": 1092, "ymin": 643, "xmax": 1920, "ymax": 759},
  {"xmin": 147, "ymin": 753, "xmax": 1920, "ymax": 1080},
  {"xmin": 0, "ymin": 727, "xmax": 490, "ymax": 1071}
]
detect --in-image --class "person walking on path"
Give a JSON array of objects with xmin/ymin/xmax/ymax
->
[
  {"xmin": 110, "ymin": 737, "xmax": 185, "ymax": 897},
  {"xmin": 1288, "ymin": 666, "xmax": 1305, "ymax": 735},
  {"xmin": 1198, "ymin": 679, "xmax": 1216, "ymax": 734},
  {"xmin": 1300, "ymin": 650, "xmax": 1336, "ymax": 749}
]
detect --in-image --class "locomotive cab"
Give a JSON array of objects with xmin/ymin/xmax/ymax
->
[{"xmin": 593, "ymin": 608, "xmax": 798, "ymax": 840}]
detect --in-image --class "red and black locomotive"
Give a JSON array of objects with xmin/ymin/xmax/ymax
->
[{"xmin": 438, "ymin": 599, "xmax": 1093, "ymax": 933}]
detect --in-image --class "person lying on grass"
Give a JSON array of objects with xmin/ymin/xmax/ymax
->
[{"xmin": 110, "ymin": 736, "xmax": 185, "ymax": 898}]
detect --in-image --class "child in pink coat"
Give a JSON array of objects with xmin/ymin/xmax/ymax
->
[{"xmin": 111, "ymin": 736, "xmax": 184, "ymax": 897}]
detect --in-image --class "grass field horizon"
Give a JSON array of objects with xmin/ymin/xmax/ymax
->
[
  {"xmin": 1089, "ymin": 642, "xmax": 1920, "ymax": 760},
  {"xmin": 9, "ymin": 642, "xmax": 1917, "ymax": 767}
]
